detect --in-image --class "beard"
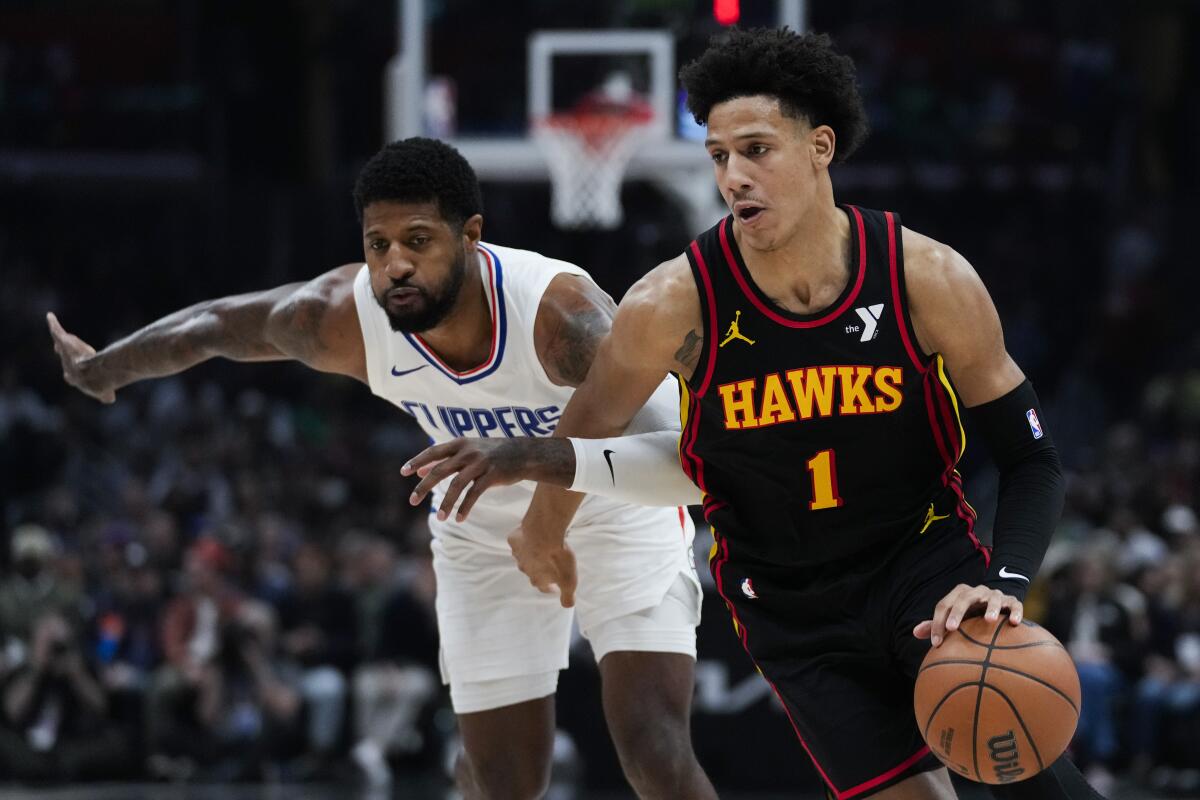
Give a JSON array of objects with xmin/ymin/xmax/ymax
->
[{"xmin": 377, "ymin": 247, "xmax": 468, "ymax": 333}]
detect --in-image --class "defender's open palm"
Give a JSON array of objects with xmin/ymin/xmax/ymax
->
[
  {"xmin": 47, "ymin": 312, "xmax": 115, "ymax": 403},
  {"xmin": 508, "ymin": 525, "xmax": 577, "ymax": 608}
]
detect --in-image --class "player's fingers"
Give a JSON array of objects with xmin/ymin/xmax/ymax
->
[
  {"xmin": 402, "ymin": 442, "xmax": 460, "ymax": 476},
  {"xmin": 1006, "ymin": 599, "xmax": 1024, "ymax": 626},
  {"xmin": 46, "ymin": 312, "xmax": 66, "ymax": 341},
  {"xmin": 929, "ymin": 586, "xmax": 966, "ymax": 647},
  {"xmin": 454, "ymin": 479, "xmax": 491, "ymax": 522},
  {"xmin": 983, "ymin": 592, "xmax": 1005, "ymax": 623},
  {"xmin": 409, "ymin": 457, "xmax": 467, "ymax": 505},
  {"xmin": 436, "ymin": 471, "xmax": 478, "ymax": 521},
  {"xmin": 913, "ymin": 620, "xmax": 933, "ymax": 640},
  {"xmin": 945, "ymin": 588, "xmax": 989, "ymax": 633}
]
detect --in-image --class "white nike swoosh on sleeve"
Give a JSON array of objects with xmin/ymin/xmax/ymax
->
[{"xmin": 997, "ymin": 566, "xmax": 1030, "ymax": 583}]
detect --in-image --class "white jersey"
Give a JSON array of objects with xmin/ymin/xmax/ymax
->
[
  {"xmin": 353, "ymin": 243, "xmax": 698, "ymax": 694},
  {"xmin": 352, "ymin": 242, "xmax": 674, "ymax": 546}
]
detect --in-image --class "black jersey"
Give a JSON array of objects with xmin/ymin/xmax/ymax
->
[{"xmin": 678, "ymin": 206, "xmax": 981, "ymax": 568}]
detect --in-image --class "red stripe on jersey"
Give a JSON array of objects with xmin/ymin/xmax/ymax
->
[
  {"xmin": 886, "ymin": 211, "xmax": 929, "ymax": 373},
  {"xmin": 841, "ymin": 745, "xmax": 932, "ymax": 799},
  {"xmin": 923, "ymin": 373, "xmax": 987, "ymax": 557},
  {"xmin": 922, "ymin": 372, "xmax": 955, "ymax": 469},
  {"xmin": 717, "ymin": 211, "xmax": 868, "ymax": 329},
  {"xmin": 689, "ymin": 240, "xmax": 721, "ymax": 398},
  {"xmin": 684, "ymin": 392, "xmax": 709, "ymax": 493}
]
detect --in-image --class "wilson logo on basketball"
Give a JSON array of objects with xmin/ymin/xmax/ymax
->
[
  {"xmin": 986, "ymin": 731, "xmax": 1025, "ymax": 783},
  {"xmin": 938, "ymin": 727, "xmax": 954, "ymax": 756}
]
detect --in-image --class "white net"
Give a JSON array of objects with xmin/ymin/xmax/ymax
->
[{"xmin": 533, "ymin": 109, "xmax": 655, "ymax": 230}]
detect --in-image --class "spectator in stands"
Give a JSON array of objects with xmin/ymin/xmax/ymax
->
[
  {"xmin": 341, "ymin": 533, "xmax": 438, "ymax": 788},
  {"xmin": 90, "ymin": 541, "xmax": 166, "ymax": 759},
  {"xmin": 275, "ymin": 539, "xmax": 356, "ymax": 769},
  {"xmin": 0, "ymin": 608, "xmax": 130, "ymax": 781},
  {"xmin": 203, "ymin": 599, "xmax": 305, "ymax": 781},
  {"xmin": 0, "ymin": 525, "xmax": 80, "ymax": 649},
  {"xmin": 144, "ymin": 536, "xmax": 242, "ymax": 780},
  {"xmin": 1131, "ymin": 552, "xmax": 1200, "ymax": 789},
  {"xmin": 1044, "ymin": 547, "xmax": 1147, "ymax": 794}
]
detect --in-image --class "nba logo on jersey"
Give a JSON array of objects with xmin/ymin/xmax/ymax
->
[
  {"xmin": 1026, "ymin": 408, "xmax": 1044, "ymax": 440},
  {"xmin": 741, "ymin": 578, "xmax": 758, "ymax": 599}
]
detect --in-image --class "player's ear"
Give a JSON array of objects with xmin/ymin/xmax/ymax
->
[
  {"xmin": 811, "ymin": 125, "xmax": 836, "ymax": 168},
  {"xmin": 461, "ymin": 213, "xmax": 483, "ymax": 247}
]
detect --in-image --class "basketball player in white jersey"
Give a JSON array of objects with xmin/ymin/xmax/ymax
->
[{"xmin": 47, "ymin": 137, "xmax": 716, "ymax": 800}]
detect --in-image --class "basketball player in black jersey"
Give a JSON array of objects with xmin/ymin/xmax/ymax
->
[{"xmin": 404, "ymin": 28, "xmax": 1107, "ymax": 800}]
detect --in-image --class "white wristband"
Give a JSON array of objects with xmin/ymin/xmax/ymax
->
[{"xmin": 569, "ymin": 430, "xmax": 700, "ymax": 507}]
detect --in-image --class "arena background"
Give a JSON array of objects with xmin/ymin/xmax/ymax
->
[{"xmin": 1, "ymin": 1, "xmax": 1198, "ymax": 798}]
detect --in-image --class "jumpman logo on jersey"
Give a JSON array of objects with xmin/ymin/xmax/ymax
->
[
  {"xmin": 920, "ymin": 503, "xmax": 950, "ymax": 534},
  {"xmin": 719, "ymin": 310, "xmax": 755, "ymax": 348}
]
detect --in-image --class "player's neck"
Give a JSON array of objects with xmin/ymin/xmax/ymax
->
[
  {"xmin": 735, "ymin": 198, "xmax": 851, "ymax": 315},
  {"xmin": 412, "ymin": 250, "xmax": 494, "ymax": 371}
]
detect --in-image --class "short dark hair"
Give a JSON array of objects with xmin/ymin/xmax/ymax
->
[
  {"xmin": 679, "ymin": 28, "xmax": 869, "ymax": 162},
  {"xmin": 352, "ymin": 137, "xmax": 484, "ymax": 227}
]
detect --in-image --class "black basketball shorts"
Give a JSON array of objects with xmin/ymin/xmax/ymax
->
[{"xmin": 710, "ymin": 520, "xmax": 991, "ymax": 798}]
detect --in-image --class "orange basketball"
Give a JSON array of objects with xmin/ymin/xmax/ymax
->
[{"xmin": 913, "ymin": 616, "xmax": 1081, "ymax": 785}]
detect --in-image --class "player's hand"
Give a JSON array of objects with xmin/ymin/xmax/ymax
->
[
  {"xmin": 47, "ymin": 312, "xmax": 116, "ymax": 403},
  {"xmin": 508, "ymin": 525, "xmax": 577, "ymax": 608},
  {"xmin": 402, "ymin": 438, "xmax": 536, "ymax": 522},
  {"xmin": 913, "ymin": 583, "xmax": 1023, "ymax": 648}
]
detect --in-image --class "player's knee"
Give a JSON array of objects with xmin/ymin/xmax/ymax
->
[
  {"xmin": 457, "ymin": 747, "xmax": 552, "ymax": 800},
  {"xmin": 609, "ymin": 713, "xmax": 695, "ymax": 793}
]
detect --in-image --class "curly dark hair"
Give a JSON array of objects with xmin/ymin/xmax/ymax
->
[
  {"xmin": 352, "ymin": 137, "xmax": 484, "ymax": 227},
  {"xmin": 679, "ymin": 28, "xmax": 869, "ymax": 162}
]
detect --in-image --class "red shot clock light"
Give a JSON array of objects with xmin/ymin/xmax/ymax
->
[{"xmin": 714, "ymin": 0, "xmax": 740, "ymax": 25}]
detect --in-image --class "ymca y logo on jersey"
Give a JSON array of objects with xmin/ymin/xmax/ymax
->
[
  {"xmin": 853, "ymin": 303, "xmax": 885, "ymax": 342},
  {"xmin": 716, "ymin": 365, "xmax": 905, "ymax": 430}
]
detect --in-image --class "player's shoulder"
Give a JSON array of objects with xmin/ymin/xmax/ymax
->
[
  {"xmin": 481, "ymin": 241, "xmax": 591, "ymax": 279},
  {"xmin": 624, "ymin": 253, "xmax": 697, "ymax": 315},
  {"xmin": 900, "ymin": 225, "xmax": 979, "ymax": 302},
  {"xmin": 611, "ymin": 253, "xmax": 701, "ymax": 364},
  {"xmin": 279, "ymin": 263, "xmax": 362, "ymax": 315}
]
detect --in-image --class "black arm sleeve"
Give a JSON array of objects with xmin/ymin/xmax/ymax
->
[{"xmin": 969, "ymin": 380, "xmax": 1064, "ymax": 602}]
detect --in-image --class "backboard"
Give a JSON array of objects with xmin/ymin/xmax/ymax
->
[{"xmin": 384, "ymin": 0, "xmax": 807, "ymax": 232}]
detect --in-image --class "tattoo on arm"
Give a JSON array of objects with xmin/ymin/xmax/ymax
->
[
  {"xmin": 87, "ymin": 298, "xmax": 282, "ymax": 391},
  {"xmin": 544, "ymin": 304, "xmax": 612, "ymax": 387},
  {"xmin": 267, "ymin": 292, "xmax": 330, "ymax": 365},
  {"xmin": 673, "ymin": 329, "xmax": 703, "ymax": 374}
]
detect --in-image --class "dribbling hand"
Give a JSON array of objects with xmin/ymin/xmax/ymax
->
[
  {"xmin": 913, "ymin": 583, "xmax": 1023, "ymax": 648},
  {"xmin": 47, "ymin": 312, "xmax": 116, "ymax": 403},
  {"xmin": 508, "ymin": 525, "xmax": 577, "ymax": 608}
]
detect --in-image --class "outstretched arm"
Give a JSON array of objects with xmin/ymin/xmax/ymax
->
[
  {"xmin": 48, "ymin": 263, "xmax": 366, "ymax": 402},
  {"xmin": 902, "ymin": 229, "xmax": 1064, "ymax": 648}
]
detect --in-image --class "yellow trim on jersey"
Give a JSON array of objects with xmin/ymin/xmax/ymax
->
[{"xmin": 935, "ymin": 354, "xmax": 967, "ymax": 459}]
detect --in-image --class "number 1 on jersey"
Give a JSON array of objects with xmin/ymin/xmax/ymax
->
[{"xmin": 806, "ymin": 449, "xmax": 844, "ymax": 510}]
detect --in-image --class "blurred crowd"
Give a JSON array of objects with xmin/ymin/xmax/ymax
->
[{"xmin": 0, "ymin": 375, "xmax": 443, "ymax": 785}]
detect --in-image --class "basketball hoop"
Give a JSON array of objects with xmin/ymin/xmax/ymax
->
[{"xmin": 533, "ymin": 101, "xmax": 655, "ymax": 230}]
